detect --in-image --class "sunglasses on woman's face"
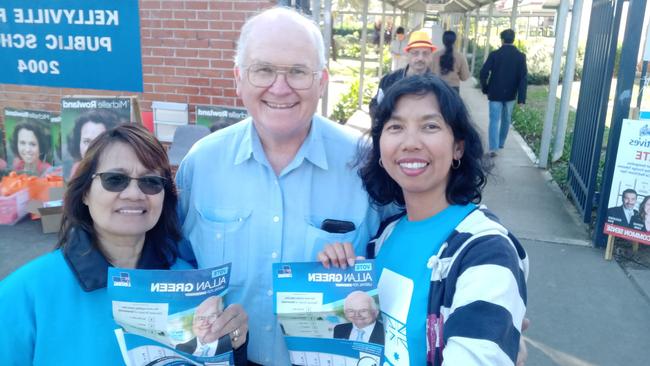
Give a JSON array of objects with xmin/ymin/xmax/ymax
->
[{"xmin": 92, "ymin": 172, "xmax": 166, "ymax": 195}]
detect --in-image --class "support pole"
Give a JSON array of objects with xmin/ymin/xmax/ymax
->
[
  {"xmin": 484, "ymin": 2, "xmax": 494, "ymax": 64},
  {"xmin": 538, "ymin": 0, "xmax": 570, "ymax": 168},
  {"xmin": 510, "ymin": 0, "xmax": 519, "ymax": 30},
  {"xmin": 463, "ymin": 12, "xmax": 470, "ymax": 57},
  {"xmin": 358, "ymin": 0, "xmax": 369, "ymax": 110},
  {"xmin": 321, "ymin": 0, "xmax": 331, "ymax": 116},
  {"xmin": 471, "ymin": 7, "xmax": 479, "ymax": 74},
  {"xmin": 379, "ymin": 1, "xmax": 386, "ymax": 79},
  {"xmin": 552, "ymin": 0, "xmax": 585, "ymax": 162}
]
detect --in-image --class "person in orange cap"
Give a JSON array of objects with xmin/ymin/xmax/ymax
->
[{"xmin": 370, "ymin": 29, "xmax": 437, "ymax": 117}]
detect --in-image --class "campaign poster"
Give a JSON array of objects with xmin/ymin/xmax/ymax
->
[
  {"xmin": 50, "ymin": 114, "xmax": 62, "ymax": 167},
  {"xmin": 195, "ymin": 105, "xmax": 248, "ymax": 132},
  {"xmin": 108, "ymin": 264, "xmax": 234, "ymax": 366},
  {"xmin": 603, "ymin": 119, "xmax": 650, "ymax": 245},
  {"xmin": 273, "ymin": 261, "xmax": 384, "ymax": 366},
  {"xmin": 60, "ymin": 97, "xmax": 131, "ymax": 180},
  {"xmin": 2, "ymin": 108, "xmax": 55, "ymax": 176}
]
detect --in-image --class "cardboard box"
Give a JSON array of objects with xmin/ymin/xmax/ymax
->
[
  {"xmin": 26, "ymin": 187, "xmax": 65, "ymax": 233},
  {"xmin": 38, "ymin": 205, "xmax": 63, "ymax": 233},
  {"xmin": 0, "ymin": 189, "xmax": 30, "ymax": 225}
]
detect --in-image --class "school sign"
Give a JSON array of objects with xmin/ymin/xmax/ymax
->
[{"xmin": 0, "ymin": 0, "xmax": 142, "ymax": 92}]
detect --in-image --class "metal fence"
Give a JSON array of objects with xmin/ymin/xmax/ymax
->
[{"xmin": 566, "ymin": 0, "xmax": 624, "ymax": 225}]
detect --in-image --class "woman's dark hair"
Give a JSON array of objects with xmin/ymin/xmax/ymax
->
[
  {"xmin": 639, "ymin": 196, "xmax": 650, "ymax": 221},
  {"xmin": 359, "ymin": 74, "xmax": 488, "ymax": 207},
  {"xmin": 68, "ymin": 110, "xmax": 120, "ymax": 160},
  {"xmin": 396, "ymin": 26, "xmax": 405, "ymax": 35},
  {"xmin": 11, "ymin": 120, "xmax": 50, "ymax": 161},
  {"xmin": 440, "ymin": 30, "xmax": 456, "ymax": 76},
  {"xmin": 58, "ymin": 124, "xmax": 180, "ymax": 262}
]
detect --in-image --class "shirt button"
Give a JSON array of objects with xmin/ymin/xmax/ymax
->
[
  {"xmin": 267, "ymin": 289, "xmax": 273, "ymax": 296},
  {"xmin": 216, "ymin": 233, "xmax": 222, "ymax": 240},
  {"xmin": 272, "ymin": 216, "xmax": 280, "ymax": 223},
  {"xmin": 265, "ymin": 325, "xmax": 272, "ymax": 331},
  {"xmin": 271, "ymin": 251, "xmax": 278, "ymax": 259}
]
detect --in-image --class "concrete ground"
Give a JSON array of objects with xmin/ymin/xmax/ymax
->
[{"xmin": 2, "ymin": 78, "xmax": 650, "ymax": 365}]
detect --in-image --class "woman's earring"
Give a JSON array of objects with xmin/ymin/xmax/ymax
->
[
  {"xmin": 378, "ymin": 158, "xmax": 384, "ymax": 168},
  {"xmin": 451, "ymin": 159, "xmax": 461, "ymax": 170}
]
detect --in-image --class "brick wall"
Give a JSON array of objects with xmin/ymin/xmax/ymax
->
[{"xmin": 0, "ymin": 0, "xmax": 275, "ymax": 124}]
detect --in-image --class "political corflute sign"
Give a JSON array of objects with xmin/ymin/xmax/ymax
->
[
  {"xmin": 603, "ymin": 119, "xmax": 650, "ymax": 245},
  {"xmin": 0, "ymin": 0, "xmax": 143, "ymax": 91}
]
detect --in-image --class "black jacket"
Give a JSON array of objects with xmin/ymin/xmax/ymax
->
[
  {"xmin": 369, "ymin": 67, "xmax": 414, "ymax": 118},
  {"xmin": 480, "ymin": 44, "xmax": 527, "ymax": 103}
]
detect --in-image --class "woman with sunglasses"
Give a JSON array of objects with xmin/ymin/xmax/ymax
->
[
  {"xmin": 0, "ymin": 124, "xmax": 247, "ymax": 365},
  {"xmin": 318, "ymin": 75, "xmax": 528, "ymax": 365}
]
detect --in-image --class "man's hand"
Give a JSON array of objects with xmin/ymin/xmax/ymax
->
[
  {"xmin": 211, "ymin": 304, "xmax": 249, "ymax": 349},
  {"xmin": 316, "ymin": 242, "xmax": 364, "ymax": 269}
]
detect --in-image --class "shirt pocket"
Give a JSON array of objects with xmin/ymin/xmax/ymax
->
[
  {"xmin": 303, "ymin": 220, "xmax": 359, "ymax": 261},
  {"xmin": 193, "ymin": 207, "xmax": 252, "ymax": 288}
]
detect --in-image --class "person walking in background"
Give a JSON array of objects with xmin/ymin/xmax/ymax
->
[
  {"xmin": 480, "ymin": 29, "xmax": 527, "ymax": 157},
  {"xmin": 370, "ymin": 29, "xmax": 436, "ymax": 118},
  {"xmin": 390, "ymin": 26, "xmax": 408, "ymax": 71},
  {"xmin": 432, "ymin": 30, "xmax": 470, "ymax": 94}
]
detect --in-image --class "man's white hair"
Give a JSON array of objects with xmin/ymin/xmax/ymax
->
[
  {"xmin": 234, "ymin": 6, "xmax": 326, "ymax": 70},
  {"xmin": 344, "ymin": 291, "xmax": 378, "ymax": 311}
]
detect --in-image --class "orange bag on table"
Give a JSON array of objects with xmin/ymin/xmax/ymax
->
[{"xmin": 0, "ymin": 172, "xmax": 29, "ymax": 197}]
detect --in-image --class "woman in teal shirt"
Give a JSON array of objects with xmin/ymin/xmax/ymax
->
[
  {"xmin": 319, "ymin": 75, "xmax": 528, "ymax": 365},
  {"xmin": 0, "ymin": 125, "xmax": 247, "ymax": 365}
]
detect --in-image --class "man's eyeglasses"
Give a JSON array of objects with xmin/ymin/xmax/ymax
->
[
  {"xmin": 92, "ymin": 172, "xmax": 166, "ymax": 195},
  {"xmin": 245, "ymin": 63, "xmax": 320, "ymax": 90},
  {"xmin": 344, "ymin": 309, "xmax": 372, "ymax": 317},
  {"xmin": 194, "ymin": 313, "xmax": 218, "ymax": 323}
]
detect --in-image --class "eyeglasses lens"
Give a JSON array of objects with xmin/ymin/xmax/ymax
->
[
  {"xmin": 97, "ymin": 172, "xmax": 165, "ymax": 195},
  {"xmin": 247, "ymin": 64, "xmax": 314, "ymax": 90}
]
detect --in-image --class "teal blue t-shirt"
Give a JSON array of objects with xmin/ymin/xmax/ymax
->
[{"xmin": 375, "ymin": 203, "xmax": 475, "ymax": 366}]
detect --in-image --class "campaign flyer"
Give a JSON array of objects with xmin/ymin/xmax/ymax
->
[
  {"xmin": 108, "ymin": 264, "xmax": 234, "ymax": 366},
  {"xmin": 273, "ymin": 261, "xmax": 384, "ymax": 366}
]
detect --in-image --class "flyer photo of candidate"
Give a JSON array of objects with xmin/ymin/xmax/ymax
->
[
  {"xmin": 333, "ymin": 291, "xmax": 384, "ymax": 345},
  {"xmin": 175, "ymin": 295, "xmax": 232, "ymax": 357}
]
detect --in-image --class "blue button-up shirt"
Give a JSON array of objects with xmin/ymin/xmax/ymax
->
[{"xmin": 176, "ymin": 115, "xmax": 382, "ymax": 365}]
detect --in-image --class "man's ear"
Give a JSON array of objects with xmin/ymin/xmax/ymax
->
[
  {"xmin": 318, "ymin": 68, "xmax": 329, "ymax": 97},
  {"xmin": 234, "ymin": 67, "xmax": 243, "ymax": 97}
]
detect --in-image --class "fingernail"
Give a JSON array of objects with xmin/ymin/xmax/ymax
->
[{"xmin": 347, "ymin": 258, "xmax": 355, "ymax": 267}]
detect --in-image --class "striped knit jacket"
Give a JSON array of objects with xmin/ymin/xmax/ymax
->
[{"xmin": 368, "ymin": 205, "xmax": 529, "ymax": 366}]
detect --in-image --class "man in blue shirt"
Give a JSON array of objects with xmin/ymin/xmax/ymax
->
[{"xmin": 176, "ymin": 7, "xmax": 382, "ymax": 365}]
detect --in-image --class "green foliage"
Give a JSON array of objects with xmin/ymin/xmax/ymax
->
[
  {"xmin": 511, "ymin": 86, "xmax": 581, "ymax": 193},
  {"xmin": 329, "ymin": 79, "xmax": 376, "ymax": 124}
]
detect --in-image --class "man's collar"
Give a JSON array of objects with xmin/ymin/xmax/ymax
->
[
  {"xmin": 233, "ymin": 116, "xmax": 329, "ymax": 172},
  {"xmin": 63, "ymin": 227, "xmax": 172, "ymax": 292}
]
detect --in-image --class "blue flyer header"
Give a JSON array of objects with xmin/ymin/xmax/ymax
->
[{"xmin": 0, "ymin": 0, "xmax": 143, "ymax": 91}]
